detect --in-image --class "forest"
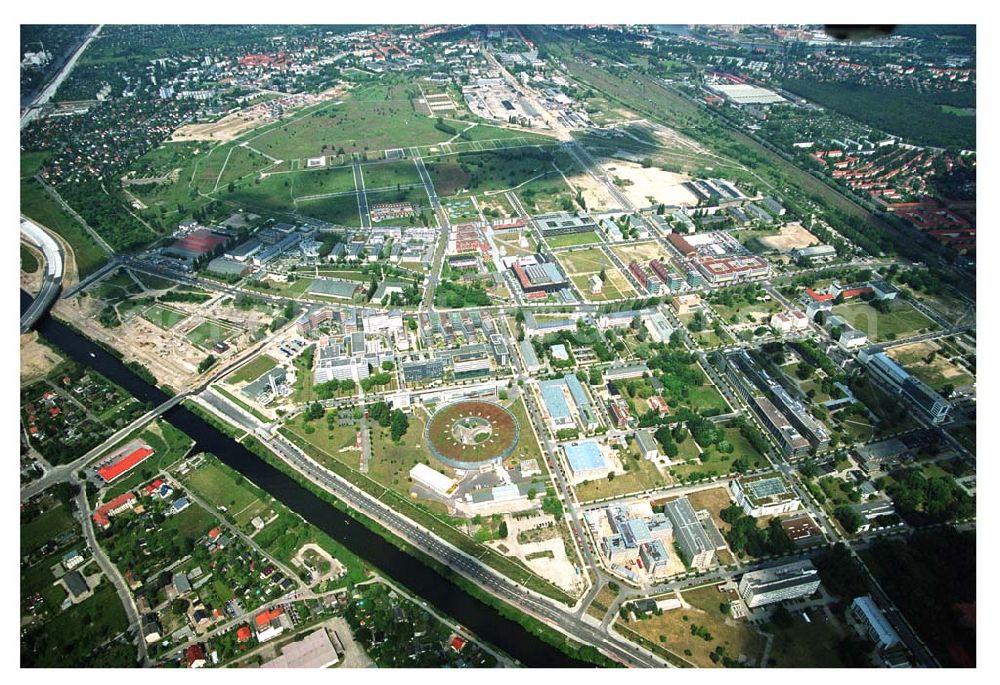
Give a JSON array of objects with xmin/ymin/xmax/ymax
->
[{"xmin": 781, "ymin": 79, "xmax": 975, "ymax": 150}]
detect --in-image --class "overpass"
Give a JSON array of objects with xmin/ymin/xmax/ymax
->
[{"xmin": 20, "ymin": 217, "xmax": 64, "ymax": 333}]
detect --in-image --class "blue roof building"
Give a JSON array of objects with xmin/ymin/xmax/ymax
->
[{"xmin": 563, "ymin": 441, "xmax": 611, "ymax": 482}]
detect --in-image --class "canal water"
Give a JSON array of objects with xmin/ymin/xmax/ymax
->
[{"xmin": 21, "ymin": 290, "xmax": 586, "ymax": 668}]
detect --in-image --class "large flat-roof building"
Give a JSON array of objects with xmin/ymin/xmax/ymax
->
[
  {"xmin": 739, "ymin": 560, "xmax": 821, "ymax": 608},
  {"xmin": 563, "ymin": 441, "xmax": 612, "ymax": 483},
  {"xmin": 537, "ymin": 375, "xmax": 599, "ymax": 432},
  {"xmin": 663, "ymin": 497, "xmax": 715, "ymax": 571}
]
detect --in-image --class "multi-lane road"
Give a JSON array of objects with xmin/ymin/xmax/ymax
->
[{"xmin": 20, "ymin": 217, "xmax": 64, "ymax": 333}]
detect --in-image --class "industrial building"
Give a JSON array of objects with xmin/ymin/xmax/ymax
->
[
  {"xmin": 511, "ymin": 257, "xmax": 569, "ymax": 294},
  {"xmin": 563, "ymin": 441, "xmax": 612, "ymax": 483},
  {"xmin": 534, "ymin": 211, "xmax": 598, "ymax": 236},
  {"xmin": 858, "ymin": 347, "xmax": 952, "ymax": 424},
  {"xmin": 738, "ymin": 560, "xmax": 821, "ymax": 608},
  {"xmin": 663, "ymin": 497, "xmax": 715, "ymax": 571},
  {"xmin": 791, "ymin": 244, "xmax": 837, "ymax": 262}
]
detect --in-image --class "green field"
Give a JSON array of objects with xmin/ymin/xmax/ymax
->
[
  {"xmin": 186, "ymin": 320, "xmax": 236, "ymax": 349},
  {"xmin": 216, "ymin": 145, "xmax": 274, "ymax": 189},
  {"xmin": 21, "ymin": 243, "xmax": 40, "ymax": 273},
  {"xmin": 20, "ymin": 179, "xmax": 108, "ymax": 277},
  {"xmin": 288, "ymin": 164, "xmax": 357, "ymax": 198},
  {"xmin": 557, "ymin": 247, "xmax": 614, "ymax": 274},
  {"xmin": 246, "ymin": 98, "xmax": 451, "ymax": 159},
  {"xmin": 576, "ymin": 455, "xmax": 667, "ymax": 503},
  {"xmin": 21, "ymin": 503, "xmax": 76, "ymax": 556},
  {"xmin": 227, "ymin": 354, "xmax": 279, "ymax": 385},
  {"xmin": 832, "ymin": 300, "xmax": 936, "ymax": 342},
  {"xmin": 298, "ymin": 194, "xmax": 363, "ymax": 226},
  {"xmin": 22, "ymin": 583, "xmax": 132, "ymax": 667},
  {"xmin": 142, "ymin": 303, "xmax": 186, "ymax": 329},
  {"xmin": 362, "ymin": 160, "xmax": 422, "ymax": 189},
  {"xmin": 545, "ymin": 230, "xmax": 602, "ymax": 248}
]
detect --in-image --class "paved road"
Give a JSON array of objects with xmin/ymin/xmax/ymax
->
[
  {"xmin": 352, "ymin": 161, "xmax": 371, "ymax": 229},
  {"xmin": 76, "ymin": 480, "xmax": 149, "ymax": 666},
  {"xmin": 21, "ymin": 392, "xmax": 190, "ymax": 501},
  {"xmin": 21, "ymin": 24, "xmax": 103, "ymax": 129},
  {"xmin": 21, "ymin": 217, "xmax": 65, "ymax": 333}
]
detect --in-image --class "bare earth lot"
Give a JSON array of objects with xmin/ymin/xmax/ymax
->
[
  {"xmin": 601, "ymin": 160, "xmax": 696, "ymax": 208},
  {"xmin": 757, "ymin": 222, "xmax": 819, "ymax": 253}
]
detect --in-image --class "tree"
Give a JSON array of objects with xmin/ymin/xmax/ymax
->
[
  {"xmin": 390, "ymin": 409, "xmax": 409, "ymax": 442},
  {"xmin": 304, "ymin": 402, "xmax": 324, "ymax": 421},
  {"xmin": 498, "ymin": 520, "xmax": 508, "ymax": 538},
  {"xmin": 834, "ymin": 505, "xmax": 864, "ymax": 534}
]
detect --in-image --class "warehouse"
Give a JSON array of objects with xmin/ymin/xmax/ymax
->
[
  {"xmin": 307, "ymin": 278, "xmax": 360, "ymax": 300},
  {"xmin": 563, "ymin": 441, "xmax": 612, "ymax": 483},
  {"xmin": 410, "ymin": 463, "xmax": 458, "ymax": 497},
  {"xmin": 205, "ymin": 257, "xmax": 249, "ymax": 278}
]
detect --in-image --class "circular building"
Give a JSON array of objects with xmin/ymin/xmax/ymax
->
[{"xmin": 424, "ymin": 400, "xmax": 520, "ymax": 470}]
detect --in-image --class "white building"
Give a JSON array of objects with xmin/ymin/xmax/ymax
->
[
  {"xmin": 770, "ymin": 310, "xmax": 809, "ymax": 334},
  {"xmin": 850, "ymin": 596, "xmax": 901, "ymax": 650},
  {"xmin": 739, "ymin": 560, "xmax": 821, "ymax": 608},
  {"xmin": 410, "ymin": 463, "xmax": 458, "ymax": 497},
  {"xmin": 730, "ymin": 474, "xmax": 801, "ymax": 518}
]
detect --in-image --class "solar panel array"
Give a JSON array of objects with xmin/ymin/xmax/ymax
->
[{"xmin": 746, "ymin": 477, "xmax": 789, "ymax": 500}]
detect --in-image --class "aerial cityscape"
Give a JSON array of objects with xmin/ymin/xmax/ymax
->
[{"xmin": 19, "ymin": 22, "xmax": 976, "ymax": 669}]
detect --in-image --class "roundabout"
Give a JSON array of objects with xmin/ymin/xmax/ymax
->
[{"xmin": 424, "ymin": 400, "xmax": 520, "ymax": 469}]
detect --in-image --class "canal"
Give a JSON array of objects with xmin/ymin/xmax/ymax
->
[{"xmin": 21, "ymin": 291, "xmax": 586, "ymax": 668}]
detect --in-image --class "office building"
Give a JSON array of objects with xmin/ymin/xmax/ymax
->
[
  {"xmin": 739, "ymin": 560, "xmax": 821, "ymax": 608},
  {"xmin": 850, "ymin": 596, "xmax": 901, "ymax": 650},
  {"xmin": 859, "ymin": 348, "xmax": 952, "ymax": 424},
  {"xmin": 730, "ymin": 473, "xmax": 801, "ymax": 517},
  {"xmin": 663, "ymin": 497, "xmax": 715, "ymax": 570}
]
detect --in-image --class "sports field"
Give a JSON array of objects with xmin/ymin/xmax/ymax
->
[
  {"xmin": 425, "ymin": 400, "xmax": 519, "ymax": 466},
  {"xmin": 186, "ymin": 321, "xmax": 236, "ymax": 349},
  {"xmin": 544, "ymin": 230, "xmax": 602, "ymax": 248},
  {"xmin": 143, "ymin": 304, "xmax": 186, "ymax": 329},
  {"xmin": 227, "ymin": 354, "xmax": 279, "ymax": 385}
]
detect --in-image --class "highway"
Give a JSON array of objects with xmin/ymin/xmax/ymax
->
[
  {"xmin": 186, "ymin": 381, "xmax": 666, "ymax": 667},
  {"xmin": 21, "ymin": 25, "xmax": 103, "ymax": 130},
  {"xmin": 20, "ymin": 217, "xmax": 65, "ymax": 333}
]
